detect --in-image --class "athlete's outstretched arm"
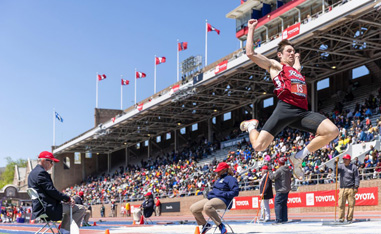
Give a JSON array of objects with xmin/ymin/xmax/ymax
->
[
  {"xmin": 246, "ymin": 19, "xmax": 280, "ymax": 73},
  {"xmin": 293, "ymin": 53, "xmax": 302, "ymax": 72}
]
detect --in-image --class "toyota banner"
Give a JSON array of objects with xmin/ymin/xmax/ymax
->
[{"xmin": 231, "ymin": 187, "xmax": 378, "ymax": 210}]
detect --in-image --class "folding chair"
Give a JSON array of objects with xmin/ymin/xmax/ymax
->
[
  {"xmin": 207, "ymin": 200, "xmax": 234, "ymax": 234},
  {"xmin": 27, "ymin": 188, "xmax": 62, "ymax": 234}
]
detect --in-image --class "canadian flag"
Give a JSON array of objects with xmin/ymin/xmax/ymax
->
[
  {"xmin": 136, "ymin": 71, "xmax": 146, "ymax": 79},
  {"xmin": 207, "ymin": 23, "xmax": 220, "ymax": 35},
  {"xmin": 97, "ymin": 74, "xmax": 107, "ymax": 81},
  {"xmin": 137, "ymin": 103, "xmax": 144, "ymax": 111},
  {"xmin": 155, "ymin": 57, "xmax": 166, "ymax": 65},
  {"xmin": 111, "ymin": 117, "xmax": 116, "ymax": 123},
  {"xmin": 121, "ymin": 79, "xmax": 130, "ymax": 85},
  {"xmin": 178, "ymin": 42, "xmax": 188, "ymax": 51}
]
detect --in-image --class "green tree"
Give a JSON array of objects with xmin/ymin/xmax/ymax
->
[{"xmin": 0, "ymin": 157, "xmax": 27, "ymax": 189}]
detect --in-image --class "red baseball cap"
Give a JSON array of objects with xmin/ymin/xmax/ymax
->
[
  {"xmin": 278, "ymin": 157, "xmax": 287, "ymax": 165},
  {"xmin": 79, "ymin": 191, "xmax": 84, "ymax": 196},
  {"xmin": 145, "ymin": 192, "xmax": 152, "ymax": 196},
  {"xmin": 343, "ymin": 154, "xmax": 351, "ymax": 160},
  {"xmin": 261, "ymin": 166, "xmax": 269, "ymax": 171},
  {"xmin": 39, "ymin": 151, "xmax": 59, "ymax": 162},
  {"xmin": 214, "ymin": 162, "xmax": 230, "ymax": 172}
]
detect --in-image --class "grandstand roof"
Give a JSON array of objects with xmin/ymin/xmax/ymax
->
[{"xmin": 53, "ymin": 0, "xmax": 381, "ymax": 156}]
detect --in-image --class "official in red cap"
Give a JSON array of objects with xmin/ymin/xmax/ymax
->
[
  {"xmin": 28, "ymin": 151, "xmax": 87, "ymax": 232},
  {"xmin": 74, "ymin": 191, "xmax": 92, "ymax": 226},
  {"xmin": 335, "ymin": 154, "xmax": 359, "ymax": 223},
  {"xmin": 190, "ymin": 162, "xmax": 239, "ymax": 234},
  {"xmin": 269, "ymin": 156, "xmax": 292, "ymax": 224},
  {"xmin": 141, "ymin": 191, "xmax": 154, "ymax": 219},
  {"xmin": 74, "ymin": 191, "xmax": 91, "ymax": 227},
  {"xmin": 259, "ymin": 165, "xmax": 273, "ymax": 222}
]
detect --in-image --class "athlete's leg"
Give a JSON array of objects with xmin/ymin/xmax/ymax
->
[
  {"xmin": 249, "ymin": 129, "xmax": 274, "ymax": 152},
  {"xmin": 290, "ymin": 115, "xmax": 338, "ymax": 179},
  {"xmin": 302, "ymin": 118, "xmax": 339, "ymax": 153}
]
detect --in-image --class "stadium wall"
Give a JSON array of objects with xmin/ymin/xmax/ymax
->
[{"xmin": 90, "ymin": 180, "xmax": 380, "ymax": 218}]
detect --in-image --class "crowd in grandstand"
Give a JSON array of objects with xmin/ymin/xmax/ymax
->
[{"xmin": 65, "ymin": 90, "xmax": 381, "ymax": 208}]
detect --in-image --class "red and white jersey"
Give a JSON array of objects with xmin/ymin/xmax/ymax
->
[{"xmin": 272, "ymin": 64, "xmax": 308, "ymax": 110}]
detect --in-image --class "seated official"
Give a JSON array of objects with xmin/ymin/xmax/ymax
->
[
  {"xmin": 74, "ymin": 191, "xmax": 91, "ymax": 226},
  {"xmin": 141, "ymin": 192, "xmax": 155, "ymax": 218},
  {"xmin": 28, "ymin": 151, "xmax": 86, "ymax": 233},
  {"xmin": 190, "ymin": 162, "xmax": 239, "ymax": 234}
]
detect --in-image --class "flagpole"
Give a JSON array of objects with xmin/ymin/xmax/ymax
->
[
  {"xmin": 134, "ymin": 68, "xmax": 137, "ymax": 105},
  {"xmin": 96, "ymin": 72, "xmax": 99, "ymax": 108},
  {"xmin": 177, "ymin": 39, "xmax": 179, "ymax": 82},
  {"xmin": 205, "ymin": 19, "xmax": 208, "ymax": 66},
  {"xmin": 154, "ymin": 55, "xmax": 157, "ymax": 94},
  {"xmin": 121, "ymin": 75, "xmax": 123, "ymax": 110},
  {"xmin": 53, "ymin": 108, "xmax": 56, "ymax": 146}
]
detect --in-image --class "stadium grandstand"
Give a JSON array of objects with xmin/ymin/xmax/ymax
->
[{"xmin": 11, "ymin": 0, "xmax": 380, "ymax": 220}]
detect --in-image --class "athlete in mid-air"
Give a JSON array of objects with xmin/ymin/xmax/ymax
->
[{"xmin": 240, "ymin": 19, "xmax": 339, "ymax": 179}]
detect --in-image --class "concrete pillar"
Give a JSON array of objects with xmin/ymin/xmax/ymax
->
[
  {"xmin": 96, "ymin": 154, "xmax": 99, "ymax": 173},
  {"xmin": 311, "ymin": 81, "xmax": 317, "ymax": 112},
  {"xmin": 322, "ymin": 0, "xmax": 325, "ymax": 14},
  {"xmin": 252, "ymin": 101, "xmax": 256, "ymax": 119},
  {"xmin": 148, "ymin": 139, "xmax": 151, "ymax": 158},
  {"xmin": 125, "ymin": 147, "xmax": 129, "ymax": 168},
  {"xmin": 208, "ymin": 118, "xmax": 213, "ymax": 142},
  {"xmin": 280, "ymin": 17, "xmax": 284, "ymax": 31},
  {"xmin": 107, "ymin": 153, "xmax": 111, "ymax": 173},
  {"xmin": 82, "ymin": 153, "xmax": 85, "ymax": 182},
  {"xmin": 174, "ymin": 130, "xmax": 178, "ymax": 151},
  {"xmin": 296, "ymin": 8, "xmax": 301, "ymax": 22},
  {"xmin": 264, "ymin": 26, "xmax": 269, "ymax": 42}
]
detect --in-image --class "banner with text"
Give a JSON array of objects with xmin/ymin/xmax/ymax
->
[
  {"xmin": 231, "ymin": 187, "xmax": 378, "ymax": 210},
  {"xmin": 214, "ymin": 60, "xmax": 228, "ymax": 75},
  {"xmin": 282, "ymin": 22, "xmax": 301, "ymax": 40},
  {"xmin": 161, "ymin": 202, "xmax": 181, "ymax": 213}
]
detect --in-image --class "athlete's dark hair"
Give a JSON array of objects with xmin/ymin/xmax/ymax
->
[{"xmin": 277, "ymin": 39, "xmax": 294, "ymax": 53}]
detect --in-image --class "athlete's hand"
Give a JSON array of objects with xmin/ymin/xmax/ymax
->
[
  {"xmin": 248, "ymin": 19, "xmax": 258, "ymax": 30},
  {"xmin": 354, "ymin": 188, "xmax": 358, "ymax": 194},
  {"xmin": 295, "ymin": 53, "xmax": 301, "ymax": 59}
]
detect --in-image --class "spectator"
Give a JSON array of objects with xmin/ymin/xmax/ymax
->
[
  {"xmin": 111, "ymin": 201, "xmax": 117, "ymax": 217},
  {"xmin": 125, "ymin": 202, "xmax": 131, "ymax": 217},
  {"xmin": 100, "ymin": 204, "xmax": 105, "ymax": 218}
]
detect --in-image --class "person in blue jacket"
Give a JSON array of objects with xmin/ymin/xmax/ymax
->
[{"xmin": 190, "ymin": 162, "xmax": 239, "ymax": 234}]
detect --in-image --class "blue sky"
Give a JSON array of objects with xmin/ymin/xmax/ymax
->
[{"xmin": 0, "ymin": 0, "xmax": 241, "ymax": 166}]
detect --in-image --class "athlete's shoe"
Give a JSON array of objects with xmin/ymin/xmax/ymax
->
[
  {"xmin": 289, "ymin": 153, "xmax": 304, "ymax": 180},
  {"xmin": 218, "ymin": 223, "xmax": 227, "ymax": 234},
  {"xmin": 240, "ymin": 119, "xmax": 259, "ymax": 132},
  {"xmin": 201, "ymin": 223, "xmax": 212, "ymax": 234}
]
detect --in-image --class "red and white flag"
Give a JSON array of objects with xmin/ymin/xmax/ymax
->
[
  {"xmin": 207, "ymin": 23, "xmax": 220, "ymax": 35},
  {"xmin": 111, "ymin": 117, "xmax": 116, "ymax": 123},
  {"xmin": 135, "ymin": 71, "xmax": 146, "ymax": 79},
  {"xmin": 97, "ymin": 74, "xmax": 107, "ymax": 81},
  {"xmin": 178, "ymin": 42, "xmax": 188, "ymax": 51},
  {"xmin": 155, "ymin": 57, "xmax": 166, "ymax": 65},
  {"xmin": 121, "ymin": 79, "xmax": 130, "ymax": 85},
  {"xmin": 137, "ymin": 103, "xmax": 144, "ymax": 111}
]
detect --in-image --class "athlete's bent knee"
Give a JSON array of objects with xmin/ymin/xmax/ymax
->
[{"xmin": 253, "ymin": 142, "xmax": 267, "ymax": 152}]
